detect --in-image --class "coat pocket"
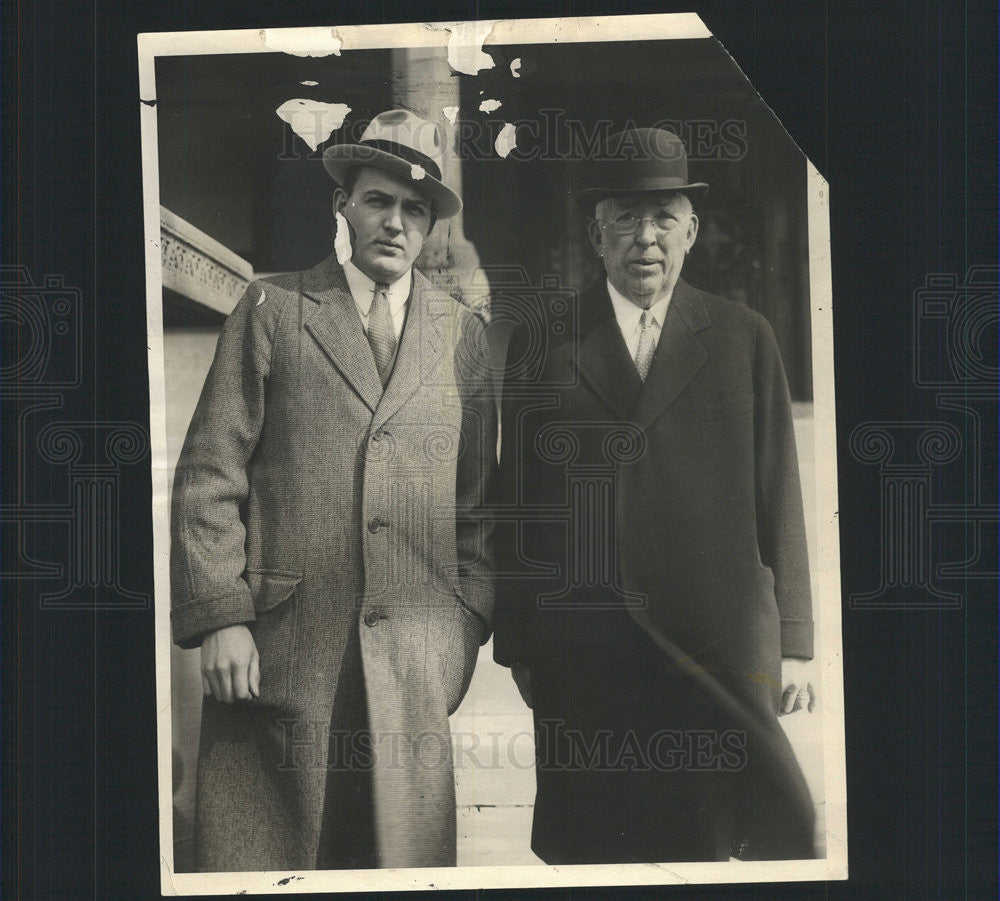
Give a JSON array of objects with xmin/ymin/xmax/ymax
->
[
  {"xmin": 452, "ymin": 583, "xmax": 488, "ymax": 638},
  {"xmin": 246, "ymin": 570, "xmax": 302, "ymax": 703},
  {"xmin": 247, "ymin": 570, "xmax": 302, "ymax": 613},
  {"xmin": 701, "ymin": 394, "xmax": 754, "ymax": 421},
  {"xmin": 442, "ymin": 586, "xmax": 485, "ymax": 715}
]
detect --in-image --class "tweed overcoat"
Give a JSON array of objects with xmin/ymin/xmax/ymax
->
[
  {"xmin": 170, "ymin": 252, "xmax": 497, "ymax": 871},
  {"xmin": 493, "ymin": 278, "xmax": 815, "ymax": 860}
]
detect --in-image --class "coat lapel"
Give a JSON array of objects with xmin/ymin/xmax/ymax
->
[
  {"xmin": 631, "ymin": 278, "xmax": 710, "ymax": 429},
  {"xmin": 302, "ymin": 254, "xmax": 385, "ymax": 413},
  {"xmin": 575, "ymin": 285, "xmax": 643, "ymax": 421},
  {"xmin": 371, "ymin": 271, "xmax": 447, "ymax": 432}
]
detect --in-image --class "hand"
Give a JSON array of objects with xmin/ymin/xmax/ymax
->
[
  {"xmin": 511, "ymin": 662, "xmax": 532, "ymax": 709},
  {"xmin": 201, "ymin": 624, "xmax": 260, "ymax": 703},
  {"xmin": 779, "ymin": 657, "xmax": 817, "ymax": 715}
]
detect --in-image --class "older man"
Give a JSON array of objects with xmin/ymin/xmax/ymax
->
[
  {"xmin": 493, "ymin": 127, "xmax": 816, "ymax": 863},
  {"xmin": 170, "ymin": 109, "xmax": 496, "ymax": 871}
]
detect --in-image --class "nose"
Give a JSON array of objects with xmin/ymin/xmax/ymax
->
[
  {"xmin": 634, "ymin": 218, "xmax": 657, "ymax": 246},
  {"xmin": 383, "ymin": 205, "xmax": 404, "ymax": 234}
]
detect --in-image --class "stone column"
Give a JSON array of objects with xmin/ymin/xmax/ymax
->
[{"xmin": 390, "ymin": 48, "xmax": 488, "ymax": 309}]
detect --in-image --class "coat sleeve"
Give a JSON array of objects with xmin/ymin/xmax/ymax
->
[
  {"xmin": 491, "ymin": 323, "xmax": 534, "ymax": 667},
  {"xmin": 169, "ymin": 282, "xmax": 279, "ymax": 649},
  {"xmin": 753, "ymin": 314, "xmax": 814, "ymax": 659},
  {"xmin": 453, "ymin": 307, "xmax": 499, "ymax": 641}
]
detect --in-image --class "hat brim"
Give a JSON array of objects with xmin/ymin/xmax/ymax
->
[
  {"xmin": 323, "ymin": 145, "xmax": 462, "ymax": 219},
  {"xmin": 575, "ymin": 181, "xmax": 710, "ymax": 213}
]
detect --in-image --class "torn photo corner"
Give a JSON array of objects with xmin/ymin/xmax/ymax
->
[{"xmin": 139, "ymin": 11, "xmax": 845, "ymax": 895}]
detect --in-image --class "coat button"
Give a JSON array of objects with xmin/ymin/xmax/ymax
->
[
  {"xmin": 371, "ymin": 430, "xmax": 384, "ymax": 443},
  {"xmin": 367, "ymin": 517, "xmax": 382, "ymax": 533},
  {"xmin": 363, "ymin": 610, "xmax": 380, "ymax": 627}
]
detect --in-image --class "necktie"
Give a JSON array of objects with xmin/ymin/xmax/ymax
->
[
  {"xmin": 634, "ymin": 310, "xmax": 656, "ymax": 381},
  {"xmin": 367, "ymin": 283, "xmax": 396, "ymax": 385}
]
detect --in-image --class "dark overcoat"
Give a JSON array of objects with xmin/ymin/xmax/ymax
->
[
  {"xmin": 493, "ymin": 278, "xmax": 815, "ymax": 861},
  {"xmin": 170, "ymin": 252, "xmax": 497, "ymax": 871}
]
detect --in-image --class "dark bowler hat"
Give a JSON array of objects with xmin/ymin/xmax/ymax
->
[
  {"xmin": 576, "ymin": 127, "xmax": 709, "ymax": 211},
  {"xmin": 323, "ymin": 109, "xmax": 462, "ymax": 218}
]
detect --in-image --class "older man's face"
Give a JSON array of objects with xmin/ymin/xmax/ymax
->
[
  {"xmin": 334, "ymin": 166, "xmax": 434, "ymax": 284},
  {"xmin": 588, "ymin": 193, "xmax": 698, "ymax": 309}
]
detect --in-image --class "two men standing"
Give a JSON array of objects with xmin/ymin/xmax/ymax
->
[{"xmin": 170, "ymin": 114, "xmax": 815, "ymax": 870}]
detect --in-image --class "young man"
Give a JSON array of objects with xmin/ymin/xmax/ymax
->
[{"xmin": 170, "ymin": 109, "xmax": 496, "ymax": 871}]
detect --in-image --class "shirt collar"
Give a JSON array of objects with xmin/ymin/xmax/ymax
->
[
  {"xmin": 343, "ymin": 260, "xmax": 412, "ymax": 318},
  {"xmin": 606, "ymin": 279, "xmax": 672, "ymax": 330}
]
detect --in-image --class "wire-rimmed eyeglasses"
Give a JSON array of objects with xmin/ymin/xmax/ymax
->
[{"xmin": 598, "ymin": 211, "xmax": 687, "ymax": 236}]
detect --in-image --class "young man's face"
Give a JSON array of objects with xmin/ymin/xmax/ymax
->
[{"xmin": 334, "ymin": 166, "xmax": 434, "ymax": 284}]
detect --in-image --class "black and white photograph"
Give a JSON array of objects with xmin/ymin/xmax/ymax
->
[
  {"xmin": 139, "ymin": 13, "xmax": 846, "ymax": 893},
  {"xmin": 6, "ymin": 1, "xmax": 998, "ymax": 899}
]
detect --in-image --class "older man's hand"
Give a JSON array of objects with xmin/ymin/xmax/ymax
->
[
  {"xmin": 779, "ymin": 657, "xmax": 817, "ymax": 715},
  {"xmin": 201, "ymin": 624, "xmax": 260, "ymax": 703}
]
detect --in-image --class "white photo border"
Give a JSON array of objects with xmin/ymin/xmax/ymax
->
[{"xmin": 140, "ymin": 12, "xmax": 847, "ymax": 894}]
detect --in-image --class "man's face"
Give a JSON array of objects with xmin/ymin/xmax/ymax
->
[
  {"xmin": 588, "ymin": 193, "xmax": 698, "ymax": 308},
  {"xmin": 334, "ymin": 166, "xmax": 434, "ymax": 283}
]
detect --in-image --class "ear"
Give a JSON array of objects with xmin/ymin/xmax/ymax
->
[
  {"xmin": 333, "ymin": 186, "xmax": 348, "ymax": 216},
  {"xmin": 685, "ymin": 213, "xmax": 699, "ymax": 251},
  {"xmin": 587, "ymin": 218, "xmax": 605, "ymax": 258}
]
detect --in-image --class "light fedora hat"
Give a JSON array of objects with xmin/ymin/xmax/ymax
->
[
  {"xmin": 323, "ymin": 108, "xmax": 462, "ymax": 218},
  {"xmin": 576, "ymin": 127, "xmax": 709, "ymax": 210}
]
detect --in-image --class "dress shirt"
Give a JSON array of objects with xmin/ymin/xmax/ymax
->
[
  {"xmin": 343, "ymin": 260, "xmax": 411, "ymax": 341},
  {"xmin": 606, "ymin": 279, "xmax": 672, "ymax": 360}
]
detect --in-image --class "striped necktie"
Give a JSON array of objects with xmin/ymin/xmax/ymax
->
[
  {"xmin": 367, "ymin": 282, "xmax": 396, "ymax": 385},
  {"xmin": 634, "ymin": 309, "xmax": 656, "ymax": 381}
]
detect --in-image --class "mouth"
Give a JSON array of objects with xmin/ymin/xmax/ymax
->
[
  {"xmin": 629, "ymin": 258, "xmax": 663, "ymax": 270},
  {"xmin": 374, "ymin": 240, "xmax": 405, "ymax": 254}
]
